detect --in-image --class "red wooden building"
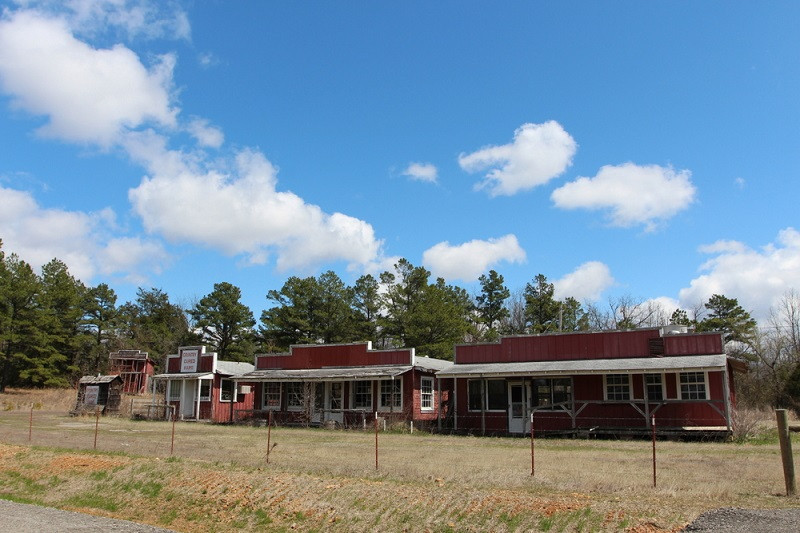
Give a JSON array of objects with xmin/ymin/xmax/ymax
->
[
  {"xmin": 109, "ymin": 349, "xmax": 155, "ymax": 394},
  {"xmin": 437, "ymin": 326, "xmax": 741, "ymax": 437},
  {"xmin": 151, "ymin": 346, "xmax": 255, "ymax": 422},
  {"xmin": 236, "ymin": 342, "xmax": 452, "ymax": 428}
]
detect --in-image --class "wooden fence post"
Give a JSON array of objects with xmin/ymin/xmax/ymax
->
[{"xmin": 776, "ymin": 409, "xmax": 796, "ymax": 496}]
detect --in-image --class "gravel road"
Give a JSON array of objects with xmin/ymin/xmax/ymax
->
[
  {"xmin": 3, "ymin": 500, "xmax": 800, "ymax": 532},
  {"xmin": 681, "ymin": 507, "xmax": 800, "ymax": 532},
  {"xmin": 0, "ymin": 500, "xmax": 176, "ymax": 532}
]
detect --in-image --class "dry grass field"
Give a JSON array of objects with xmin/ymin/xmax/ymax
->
[{"xmin": 1, "ymin": 388, "xmax": 799, "ymax": 532}]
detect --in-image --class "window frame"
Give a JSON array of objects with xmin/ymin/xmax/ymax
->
[
  {"xmin": 262, "ymin": 382, "xmax": 282, "ymax": 410},
  {"xmin": 679, "ymin": 371, "xmax": 709, "ymax": 400},
  {"xmin": 532, "ymin": 377, "xmax": 573, "ymax": 411},
  {"xmin": 220, "ymin": 379, "xmax": 234, "ymax": 403},
  {"xmin": 420, "ymin": 376, "xmax": 434, "ymax": 411},
  {"xmin": 199, "ymin": 379, "xmax": 211, "ymax": 402},
  {"xmin": 351, "ymin": 380, "xmax": 373, "ymax": 410},
  {"xmin": 378, "ymin": 378, "xmax": 403, "ymax": 411},
  {"xmin": 168, "ymin": 380, "xmax": 182, "ymax": 401},
  {"xmin": 645, "ymin": 374, "xmax": 665, "ymax": 402},
  {"xmin": 286, "ymin": 382, "xmax": 305, "ymax": 411},
  {"xmin": 466, "ymin": 379, "xmax": 507, "ymax": 412},
  {"xmin": 604, "ymin": 374, "xmax": 632, "ymax": 401}
]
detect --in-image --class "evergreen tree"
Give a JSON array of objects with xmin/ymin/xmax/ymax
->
[
  {"xmin": 81, "ymin": 283, "xmax": 120, "ymax": 374},
  {"xmin": 524, "ymin": 274, "xmax": 560, "ymax": 333},
  {"xmin": 260, "ymin": 276, "xmax": 321, "ymax": 349},
  {"xmin": 476, "ymin": 270, "xmax": 510, "ymax": 340},
  {"xmin": 190, "ymin": 282, "xmax": 256, "ymax": 362},
  {"xmin": 697, "ymin": 294, "xmax": 757, "ymax": 344},
  {"xmin": 560, "ymin": 296, "xmax": 589, "ymax": 332},
  {"xmin": 118, "ymin": 288, "xmax": 191, "ymax": 363},
  {"xmin": 352, "ymin": 274, "xmax": 381, "ymax": 342}
]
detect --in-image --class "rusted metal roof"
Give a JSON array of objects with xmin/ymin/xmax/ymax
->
[
  {"xmin": 436, "ymin": 354, "xmax": 727, "ymax": 378},
  {"xmin": 79, "ymin": 375, "xmax": 122, "ymax": 384}
]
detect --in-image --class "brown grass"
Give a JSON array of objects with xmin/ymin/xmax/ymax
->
[
  {"xmin": 0, "ymin": 387, "xmax": 76, "ymax": 412},
  {"xmin": 1, "ymin": 401, "xmax": 799, "ymax": 532}
]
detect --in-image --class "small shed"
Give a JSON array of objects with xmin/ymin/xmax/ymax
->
[{"xmin": 72, "ymin": 375, "xmax": 124, "ymax": 415}]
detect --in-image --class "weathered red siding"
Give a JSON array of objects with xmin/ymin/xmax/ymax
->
[{"xmin": 256, "ymin": 343, "xmax": 411, "ymax": 370}]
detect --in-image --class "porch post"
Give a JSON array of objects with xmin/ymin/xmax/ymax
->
[
  {"xmin": 437, "ymin": 377, "xmax": 442, "ymax": 431},
  {"xmin": 453, "ymin": 378, "xmax": 458, "ymax": 431},
  {"xmin": 642, "ymin": 374, "xmax": 650, "ymax": 429},
  {"xmin": 481, "ymin": 378, "xmax": 486, "ymax": 436},
  {"xmin": 722, "ymin": 365, "xmax": 732, "ymax": 431},
  {"xmin": 195, "ymin": 378, "xmax": 201, "ymax": 420},
  {"xmin": 230, "ymin": 380, "xmax": 236, "ymax": 422}
]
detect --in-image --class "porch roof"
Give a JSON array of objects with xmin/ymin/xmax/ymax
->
[
  {"xmin": 436, "ymin": 354, "xmax": 727, "ymax": 378},
  {"xmin": 236, "ymin": 365, "xmax": 413, "ymax": 382},
  {"xmin": 152, "ymin": 372, "xmax": 214, "ymax": 380}
]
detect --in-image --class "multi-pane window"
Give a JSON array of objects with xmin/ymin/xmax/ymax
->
[
  {"xmin": 379, "ymin": 379, "xmax": 402, "ymax": 410},
  {"xmin": 199, "ymin": 380, "xmax": 211, "ymax": 401},
  {"xmin": 646, "ymin": 374, "xmax": 664, "ymax": 401},
  {"xmin": 533, "ymin": 378, "xmax": 572, "ymax": 410},
  {"xmin": 352, "ymin": 381, "xmax": 372, "ymax": 409},
  {"xmin": 605, "ymin": 374, "xmax": 631, "ymax": 401},
  {"xmin": 467, "ymin": 379, "xmax": 506, "ymax": 411},
  {"xmin": 168, "ymin": 380, "xmax": 182, "ymax": 401},
  {"xmin": 286, "ymin": 382, "xmax": 305, "ymax": 410},
  {"xmin": 680, "ymin": 372, "xmax": 708, "ymax": 400},
  {"xmin": 420, "ymin": 377, "xmax": 434, "ymax": 411},
  {"xmin": 220, "ymin": 379, "xmax": 234, "ymax": 402},
  {"xmin": 263, "ymin": 382, "xmax": 281, "ymax": 410}
]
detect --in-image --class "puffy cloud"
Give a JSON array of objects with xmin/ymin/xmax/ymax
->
[
  {"xmin": 402, "ymin": 162, "xmax": 438, "ymax": 183},
  {"xmin": 551, "ymin": 163, "xmax": 696, "ymax": 230},
  {"xmin": 458, "ymin": 121, "xmax": 577, "ymax": 196},
  {"xmin": 422, "ymin": 235, "xmax": 526, "ymax": 281},
  {"xmin": 0, "ymin": 185, "xmax": 167, "ymax": 281},
  {"xmin": 0, "ymin": 9, "xmax": 178, "ymax": 146},
  {"xmin": 187, "ymin": 117, "xmax": 224, "ymax": 148},
  {"xmin": 127, "ymin": 143, "xmax": 386, "ymax": 271},
  {"xmin": 679, "ymin": 228, "xmax": 800, "ymax": 320},
  {"xmin": 552, "ymin": 261, "xmax": 614, "ymax": 302}
]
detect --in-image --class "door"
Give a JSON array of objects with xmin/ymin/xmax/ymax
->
[
  {"xmin": 326, "ymin": 382, "xmax": 344, "ymax": 424},
  {"xmin": 181, "ymin": 380, "xmax": 197, "ymax": 419},
  {"xmin": 507, "ymin": 382, "xmax": 530, "ymax": 434}
]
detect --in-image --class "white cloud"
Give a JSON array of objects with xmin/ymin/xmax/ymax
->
[
  {"xmin": 552, "ymin": 261, "xmax": 614, "ymax": 302},
  {"xmin": 458, "ymin": 121, "xmax": 577, "ymax": 196},
  {"xmin": 402, "ymin": 162, "xmax": 438, "ymax": 183},
  {"xmin": 422, "ymin": 235, "xmax": 526, "ymax": 281},
  {"xmin": 187, "ymin": 117, "xmax": 224, "ymax": 148},
  {"xmin": 551, "ymin": 163, "xmax": 696, "ymax": 231},
  {"xmin": 679, "ymin": 228, "xmax": 800, "ymax": 320},
  {"xmin": 0, "ymin": 9, "xmax": 178, "ymax": 146},
  {"xmin": 127, "ymin": 142, "xmax": 386, "ymax": 272},
  {"xmin": 0, "ymin": 185, "xmax": 168, "ymax": 281}
]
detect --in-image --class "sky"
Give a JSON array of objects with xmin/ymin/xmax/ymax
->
[{"xmin": 1, "ymin": 0, "xmax": 799, "ymax": 324}]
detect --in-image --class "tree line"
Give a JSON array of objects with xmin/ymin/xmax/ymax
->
[{"xmin": 2, "ymin": 240, "xmax": 799, "ymax": 412}]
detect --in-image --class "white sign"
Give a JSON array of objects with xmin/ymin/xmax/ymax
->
[
  {"xmin": 84, "ymin": 385, "xmax": 99, "ymax": 406},
  {"xmin": 181, "ymin": 350, "xmax": 199, "ymax": 373}
]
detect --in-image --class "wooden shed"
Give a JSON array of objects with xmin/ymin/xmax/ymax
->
[{"xmin": 72, "ymin": 375, "xmax": 124, "ymax": 415}]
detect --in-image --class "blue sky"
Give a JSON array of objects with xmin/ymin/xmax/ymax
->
[{"xmin": 1, "ymin": 0, "xmax": 799, "ymax": 322}]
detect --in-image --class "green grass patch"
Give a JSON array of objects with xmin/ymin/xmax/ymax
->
[{"xmin": 63, "ymin": 491, "xmax": 120, "ymax": 512}]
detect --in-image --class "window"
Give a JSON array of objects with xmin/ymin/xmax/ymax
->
[
  {"xmin": 645, "ymin": 374, "xmax": 664, "ymax": 401},
  {"xmin": 263, "ymin": 382, "xmax": 281, "ymax": 410},
  {"xmin": 605, "ymin": 374, "xmax": 631, "ymax": 401},
  {"xmin": 199, "ymin": 380, "xmax": 211, "ymax": 401},
  {"xmin": 220, "ymin": 379, "xmax": 234, "ymax": 402},
  {"xmin": 533, "ymin": 378, "xmax": 572, "ymax": 410},
  {"xmin": 168, "ymin": 380, "xmax": 181, "ymax": 401},
  {"xmin": 680, "ymin": 372, "xmax": 708, "ymax": 400},
  {"xmin": 420, "ymin": 377, "xmax": 434, "ymax": 411},
  {"xmin": 379, "ymin": 378, "xmax": 402, "ymax": 410},
  {"xmin": 467, "ymin": 379, "xmax": 506, "ymax": 411},
  {"xmin": 468, "ymin": 380, "xmax": 483, "ymax": 411},
  {"xmin": 287, "ymin": 382, "xmax": 305, "ymax": 410},
  {"xmin": 352, "ymin": 380, "xmax": 372, "ymax": 409}
]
